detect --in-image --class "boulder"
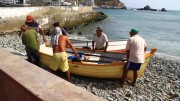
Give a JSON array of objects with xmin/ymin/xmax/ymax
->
[{"xmin": 161, "ymin": 8, "xmax": 167, "ymax": 12}]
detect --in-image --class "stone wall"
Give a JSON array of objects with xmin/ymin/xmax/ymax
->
[
  {"xmin": 0, "ymin": 6, "xmax": 92, "ymax": 19},
  {"xmin": 0, "ymin": 6, "xmax": 103, "ymax": 32}
]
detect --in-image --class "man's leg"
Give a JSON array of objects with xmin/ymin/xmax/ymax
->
[
  {"xmin": 26, "ymin": 51, "xmax": 32, "ymax": 63},
  {"xmin": 120, "ymin": 67, "xmax": 129, "ymax": 87},
  {"xmin": 32, "ymin": 50, "xmax": 40, "ymax": 66},
  {"xmin": 66, "ymin": 69, "xmax": 71, "ymax": 82},
  {"xmin": 131, "ymin": 70, "xmax": 138, "ymax": 87},
  {"xmin": 120, "ymin": 61, "xmax": 131, "ymax": 87}
]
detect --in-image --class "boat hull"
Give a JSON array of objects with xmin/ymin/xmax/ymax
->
[{"xmin": 39, "ymin": 44, "xmax": 156, "ymax": 81}]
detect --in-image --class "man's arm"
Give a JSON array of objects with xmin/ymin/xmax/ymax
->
[
  {"xmin": 22, "ymin": 35, "xmax": 26, "ymax": 45},
  {"xmin": 92, "ymin": 41, "xmax": 95, "ymax": 50},
  {"xmin": 39, "ymin": 28, "xmax": 47, "ymax": 42},
  {"xmin": 36, "ymin": 38, "xmax": 40, "ymax": 47},
  {"xmin": 125, "ymin": 39, "xmax": 131, "ymax": 60},
  {"xmin": 66, "ymin": 37, "xmax": 78, "ymax": 57},
  {"xmin": 103, "ymin": 34, "xmax": 108, "ymax": 52},
  {"xmin": 126, "ymin": 50, "xmax": 130, "ymax": 60},
  {"xmin": 144, "ymin": 47, "xmax": 147, "ymax": 52},
  {"xmin": 144, "ymin": 42, "xmax": 147, "ymax": 52},
  {"xmin": 35, "ymin": 31, "xmax": 40, "ymax": 47},
  {"xmin": 104, "ymin": 42, "xmax": 108, "ymax": 52}
]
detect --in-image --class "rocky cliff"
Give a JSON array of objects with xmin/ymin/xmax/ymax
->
[
  {"xmin": 95, "ymin": 0, "xmax": 124, "ymax": 7},
  {"xmin": 78, "ymin": 0, "xmax": 124, "ymax": 8}
]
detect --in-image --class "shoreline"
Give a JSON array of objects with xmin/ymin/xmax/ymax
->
[
  {"xmin": 0, "ymin": 33, "xmax": 179, "ymax": 100},
  {"xmin": 0, "ymin": 32, "xmax": 180, "ymax": 60}
]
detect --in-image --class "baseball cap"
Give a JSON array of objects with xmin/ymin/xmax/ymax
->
[
  {"xmin": 26, "ymin": 15, "xmax": 34, "ymax": 22},
  {"xmin": 96, "ymin": 27, "xmax": 103, "ymax": 31},
  {"xmin": 130, "ymin": 28, "xmax": 139, "ymax": 34}
]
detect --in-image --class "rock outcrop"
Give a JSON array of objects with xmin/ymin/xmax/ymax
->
[
  {"xmin": 137, "ymin": 5, "xmax": 167, "ymax": 12},
  {"xmin": 95, "ymin": 0, "xmax": 125, "ymax": 8},
  {"xmin": 137, "ymin": 5, "xmax": 157, "ymax": 11},
  {"xmin": 78, "ymin": 0, "xmax": 125, "ymax": 8},
  {"xmin": 161, "ymin": 8, "xmax": 167, "ymax": 12}
]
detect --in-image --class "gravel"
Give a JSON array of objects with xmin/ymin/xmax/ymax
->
[{"xmin": 0, "ymin": 32, "xmax": 179, "ymax": 101}]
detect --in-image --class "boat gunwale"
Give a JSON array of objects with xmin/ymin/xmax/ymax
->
[{"xmin": 39, "ymin": 50, "xmax": 155, "ymax": 66}]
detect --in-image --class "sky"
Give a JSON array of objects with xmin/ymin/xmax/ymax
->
[{"xmin": 120, "ymin": 0, "xmax": 180, "ymax": 10}]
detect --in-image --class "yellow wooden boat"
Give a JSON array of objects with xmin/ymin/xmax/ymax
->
[{"xmin": 39, "ymin": 44, "xmax": 157, "ymax": 81}]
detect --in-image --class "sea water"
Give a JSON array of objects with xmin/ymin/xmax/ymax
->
[{"xmin": 69, "ymin": 9, "xmax": 180, "ymax": 59}]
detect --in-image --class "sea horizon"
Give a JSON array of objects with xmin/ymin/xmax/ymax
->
[{"xmin": 68, "ymin": 9, "xmax": 180, "ymax": 59}]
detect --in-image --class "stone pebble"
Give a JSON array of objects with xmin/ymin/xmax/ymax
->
[{"xmin": 0, "ymin": 32, "xmax": 179, "ymax": 101}]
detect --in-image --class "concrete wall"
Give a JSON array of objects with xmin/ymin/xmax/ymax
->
[
  {"xmin": 0, "ymin": 48, "xmax": 104, "ymax": 101},
  {"xmin": 0, "ymin": 70, "xmax": 42, "ymax": 101},
  {"xmin": 0, "ymin": 48, "xmax": 106, "ymax": 101},
  {"xmin": 0, "ymin": 7, "xmax": 44, "ymax": 19},
  {"xmin": 0, "ymin": 6, "xmax": 93, "ymax": 19},
  {"xmin": 0, "ymin": 6, "xmax": 94, "ymax": 31}
]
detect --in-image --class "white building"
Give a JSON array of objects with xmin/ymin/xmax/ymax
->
[
  {"xmin": 91, "ymin": 0, "xmax": 94, "ymax": 6},
  {"xmin": 43, "ymin": 0, "xmax": 51, "ymax": 2},
  {"xmin": 1, "ymin": 0, "xmax": 27, "ymax": 4},
  {"xmin": 51, "ymin": 0, "xmax": 73, "ymax": 6}
]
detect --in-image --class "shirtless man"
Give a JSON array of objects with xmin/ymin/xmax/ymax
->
[{"xmin": 49, "ymin": 33, "xmax": 78, "ymax": 81}]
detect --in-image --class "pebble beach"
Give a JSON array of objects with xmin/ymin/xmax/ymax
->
[{"xmin": 0, "ymin": 32, "xmax": 179, "ymax": 101}]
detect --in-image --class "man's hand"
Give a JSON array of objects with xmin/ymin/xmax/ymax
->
[
  {"xmin": 92, "ymin": 49, "xmax": 96, "ymax": 53},
  {"xmin": 45, "ymin": 42, "xmax": 51, "ymax": 47},
  {"xmin": 43, "ymin": 38, "xmax": 47, "ymax": 42},
  {"xmin": 75, "ymin": 52, "xmax": 78, "ymax": 58}
]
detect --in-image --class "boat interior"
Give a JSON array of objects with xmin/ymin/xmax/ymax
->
[{"xmin": 66, "ymin": 47, "xmax": 127, "ymax": 64}]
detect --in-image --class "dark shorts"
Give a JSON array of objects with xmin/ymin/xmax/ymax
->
[
  {"xmin": 126, "ymin": 61, "xmax": 142, "ymax": 71},
  {"xmin": 95, "ymin": 47, "xmax": 105, "ymax": 50}
]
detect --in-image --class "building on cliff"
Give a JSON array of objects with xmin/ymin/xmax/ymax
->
[
  {"xmin": 51, "ymin": 0, "xmax": 79, "ymax": 6},
  {"xmin": 1, "ymin": 0, "xmax": 20, "ymax": 4},
  {"xmin": 0, "ymin": 0, "xmax": 28, "ymax": 4},
  {"xmin": 0, "ymin": 0, "xmax": 31, "ymax": 6}
]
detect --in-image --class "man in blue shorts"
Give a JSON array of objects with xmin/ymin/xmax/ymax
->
[{"xmin": 120, "ymin": 28, "xmax": 147, "ymax": 87}]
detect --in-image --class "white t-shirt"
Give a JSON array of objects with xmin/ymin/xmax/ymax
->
[
  {"xmin": 92, "ymin": 33, "xmax": 108, "ymax": 49},
  {"xmin": 126, "ymin": 34, "xmax": 147, "ymax": 63},
  {"xmin": 51, "ymin": 27, "xmax": 62, "ymax": 46}
]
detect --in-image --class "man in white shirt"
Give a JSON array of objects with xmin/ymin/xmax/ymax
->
[
  {"xmin": 120, "ymin": 28, "xmax": 147, "ymax": 87},
  {"xmin": 92, "ymin": 27, "xmax": 109, "ymax": 52}
]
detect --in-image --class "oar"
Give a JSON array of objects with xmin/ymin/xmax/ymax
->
[
  {"xmin": 82, "ymin": 60, "xmax": 112, "ymax": 63},
  {"xmin": 66, "ymin": 51, "xmax": 126, "ymax": 61}
]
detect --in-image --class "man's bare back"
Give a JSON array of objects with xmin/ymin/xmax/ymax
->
[{"xmin": 53, "ymin": 35, "xmax": 78, "ymax": 57}]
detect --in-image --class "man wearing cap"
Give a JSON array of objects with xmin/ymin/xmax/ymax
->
[
  {"xmin": 120, "ymin": 28, "xmax": 147, "ymax": 87},
  {"xmin": 92, "ymin": 27, "xmax": 109, "ymax": 52},
  {"xmin": 25, "ymin": 15, "xmax": 47, "ymax": 42}
]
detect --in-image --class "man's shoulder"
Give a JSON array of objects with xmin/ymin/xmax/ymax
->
[
  {"xmin": 25, "ymin": 30, "xmax": 37, "ymax": 36},
  {"xmin": 25, "ymin": 21, "xmax": 39, "ymax": 27},
  {"xmin": 131, "ymin": 35, "xmax": 145, "ymax": 42},
  {"xmin": 102, "ymin": 32, "xmax": 107, "ymax": 36},
  {"xmin": 101, "ymin": 33, "xmax": 108, "ymax": 38},
  {"xmin": 28, "ymin": 29, "xmax": 37, "ymax": 33},
  {"xmin": 60, "ymin": 35, "xmax": 68, "ymax": 38}
]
